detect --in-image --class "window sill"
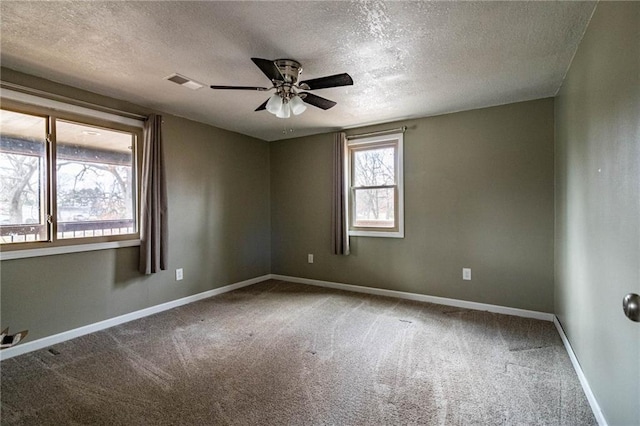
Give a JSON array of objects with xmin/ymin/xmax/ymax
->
[
  {"xmin": 349, "ymin": 230, "xmax": 404, "ymax": 238},
  {"xmin": 0, "ymin": 239, "xmax": 141, "ymax": 261}
]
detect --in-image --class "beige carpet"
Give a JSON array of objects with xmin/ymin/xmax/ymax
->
[{"xmin": 1, "ymin": 279, "xmax": 596, "ymax": 425}]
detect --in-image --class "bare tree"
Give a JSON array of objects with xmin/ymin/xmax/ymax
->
[
  {"xmin": 354, "ymin": 148, "xmax": 395, "ymax": 221},
  {"xmin": 1, "ymin": 153, "xmax": 131, "ymax": 225},
  {"xmin": 56, "ymin": 161, "xmax": 131, "ymax": 221},
  {"xmin": 0, "ymin": 154, "xmax": 41, "ymax": 224}
]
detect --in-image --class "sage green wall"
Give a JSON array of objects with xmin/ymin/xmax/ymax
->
[
  {"xmin": 0, "ymin": 69, "xmax": 271, "ymax": 341},
  {"xmin": 271, "ymin": 99, "xmax": 555, "ymax": 312},
  {"xmin": 554, "ymin": 3, "xmax": 639, "ymax": 425}
]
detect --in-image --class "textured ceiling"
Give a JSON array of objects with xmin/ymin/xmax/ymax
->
[{"xmin": 0, "ymin": 1, "xmax": 595, "ymax": 141}]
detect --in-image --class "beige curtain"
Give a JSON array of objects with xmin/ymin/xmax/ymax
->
[
  {"xmin": 139, "ymin": 114, "xmax": 168, "ymax": 274},
  {"xmin": 332, "ymin": 131, "xmax": 350, "ymax": 255}
]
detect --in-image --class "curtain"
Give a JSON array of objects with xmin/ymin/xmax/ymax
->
[
  {"xmin": 139, "ymin": 114, "xmax": 168, "ymax": 274},
  {"xmin": 332, "ymin": 131, "xmax": 350, "ymax": 255}
]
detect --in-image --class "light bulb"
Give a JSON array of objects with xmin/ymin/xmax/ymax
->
[
  {"xmin": 289, "ymin": 95, "xmax": 307, "ymax": 115},
  {"xmin": 276, "ymin": 102, "xmax": 291, "ymax": 118},
  {"xmin": 266, "ymin": 93, "xmax": 283, "ymax": 115}
]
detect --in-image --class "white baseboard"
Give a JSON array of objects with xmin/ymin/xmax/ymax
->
[
  {"xmin": 553, "ymin": 317, "xmax": 607, "ymax": 426},
  {"xmin": 0, "ymin": 274, "xmax": 270, "ymax": 361},
  {"xmin": 271, "ymin": 274, "xmax": 555, "ymax": 322},
  {"xmin": 0, "ymin": 272, "xmax": 555, "ymax": 359},
  {"xmin": 1, "ymin": 272, "xmax": 604, "ymax": 425},
  {"xmin": 274, "ymin": 275, "xmax": 604, "ymax": 423}
]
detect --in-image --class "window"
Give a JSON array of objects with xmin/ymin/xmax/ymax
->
[
  {"xmin": 0, "ymin": 101, "xmax": 141, "ymax": 247},
  {"xmin": 347, "ymin": 132, "xmax": 404, "ymax": 238}
]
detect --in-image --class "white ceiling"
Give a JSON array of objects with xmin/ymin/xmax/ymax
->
[{"xmin": 0, "ymin": 1, "xmax": 596, "ymax": 141}]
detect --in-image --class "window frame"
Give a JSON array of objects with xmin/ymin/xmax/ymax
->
[
  {"xmin": 346, "ymin": 132, "xmax": 404, "ymax": 238},
  {"xmin": 0, "ymin": 98, "xmax": 143, "ymax": 252}
]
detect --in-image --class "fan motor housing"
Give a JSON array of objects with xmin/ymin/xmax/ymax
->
[{"xmin": 274, "ymin": 59, "xmax": 302, "ymax": 84}]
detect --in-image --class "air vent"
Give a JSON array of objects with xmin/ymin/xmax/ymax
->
[{"xmin": 165, "ymin": 73, "xmax": 203, "ymax": 90}]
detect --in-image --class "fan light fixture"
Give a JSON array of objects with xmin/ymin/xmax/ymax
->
[
  {"xmin": 266, "ymin": 92, "xmax": 306, "ymax": 118},
  {"xmin": 289, "ymin": 95, "xmax": 307, "ymax": 115}
]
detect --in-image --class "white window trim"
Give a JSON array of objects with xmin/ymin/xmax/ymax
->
[
  {"xmin": 0, "ymin": 88, "xmax": 143, "ymax": 129},
  {"xmin": 347, "ymin": 132, "xmax": 404, "ymax": 238},
  {"xmin": 0, "ymin": 87, "xmax": 145, "ymax": 258},
  {"xmin": 0, "ymin": 239, "xmax": 141, "ymax": 261}
]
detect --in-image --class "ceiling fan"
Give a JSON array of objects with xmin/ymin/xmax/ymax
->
[{"xmin": 211, "ymin": 58, "xmax": 353, "ymax": 118}]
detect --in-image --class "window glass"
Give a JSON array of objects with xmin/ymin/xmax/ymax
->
[
  {"xmin": 347, "ymin": 132, "xmax": 404, "ymax": 238},
  {"xmin": 56, "ymin": 120, "xmax": 135, "ymax": 239},
  {"xmin": 354, "ymin": 187, "xmax": 395, "ymax": 228},
  {"xmin": 0, "ymin": 109, "xmax": 48, "ymax": 243},
  {"xmin": 353, "ymin": 146, "xmax": 395, "ymax": 187},
  {"xmin": 0, "ymin": 103, "xmax": 139, "ymax": 248}
]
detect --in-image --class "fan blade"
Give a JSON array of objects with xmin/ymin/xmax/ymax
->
[
  {"xmin": 300, "ymin": 92, "xmax": 337, "ymax": 110},
  {"xmin": 299, "ymin": 73, "xmax": 353, "ymax": 90},
  {"xmin": 211, "ymin": 85, "xmax": 269, "ymax": 91},
  {"xmin": 251, "ymin": 58, "xmax": 283, "ymax": 82},
  {"xmin": 255, "ymin": 99, "xmax": 269, "ymax": 111}
]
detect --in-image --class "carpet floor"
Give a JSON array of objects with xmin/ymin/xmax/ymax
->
[{"xmin": 1, "ymin": 279, "xmax": 596, "ymax": 425}]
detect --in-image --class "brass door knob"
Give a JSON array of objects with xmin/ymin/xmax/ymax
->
[{"xmin": 622, "ymin": 293, "xmax": 640, "ymax": 322}]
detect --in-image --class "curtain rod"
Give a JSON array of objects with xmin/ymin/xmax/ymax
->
[
  {"xmin": 0, "ymin": 81, "xmax": 147, "ymax": 121},
  {"xmin": 346, "ymin": 126, "xmax": 407, "ymax": 140}
]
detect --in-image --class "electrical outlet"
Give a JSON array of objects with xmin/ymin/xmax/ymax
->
[
  {"xmin": 176, "ymin": 268, "xmax": 184, "ymax": 281},
  {"xmin": 308, "ymin": 254, "xmax": 314, "ymax": 264},
  {"xmin": 463, "ymin": 268, "xmax": 471, "ymax": 281}
]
